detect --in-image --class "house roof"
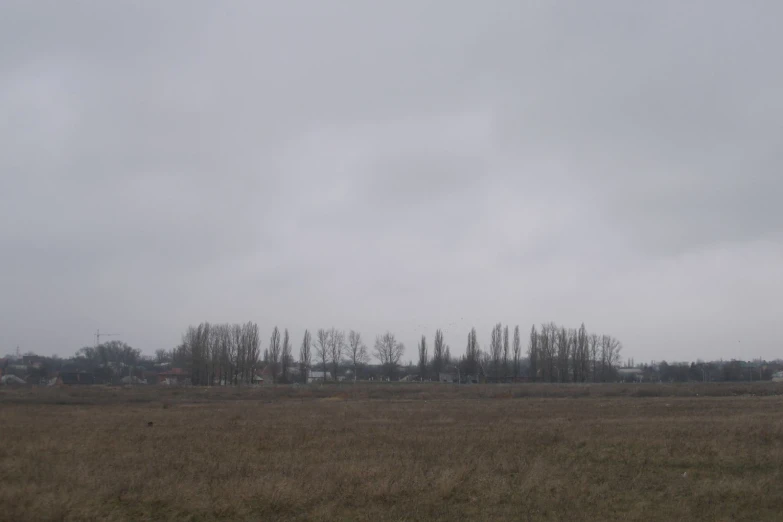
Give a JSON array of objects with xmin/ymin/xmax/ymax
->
[
  {"xmin": 157, "ymin": 368, "xmax": 188, "ymax": 377},
  {"xmin": 120, "ymin": 376, "xmax": 146, "ymax": 384}
]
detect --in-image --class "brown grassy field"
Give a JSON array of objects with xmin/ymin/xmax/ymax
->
[{"xmin": 2, "ymin": 383, "xmax": 783, "ymax": 521}]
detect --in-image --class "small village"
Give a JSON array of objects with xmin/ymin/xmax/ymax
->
[{"xmin": 3, "ymin": 350, "xmax": 783, "ymax": 387}]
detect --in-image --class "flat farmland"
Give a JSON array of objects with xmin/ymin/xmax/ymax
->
[{"xmin": 2, "ymin": 383, "xmax": 783, "ymax": 521}]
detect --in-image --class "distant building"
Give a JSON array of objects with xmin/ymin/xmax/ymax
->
[
  {"xmin": 617, "ymin": 368, "xmax": 644, "ymax": 382},
  {"xmin": 772, "ymin": 371, "xmax": 783, "ymax": 382},
  {"xmin": 58, "ymin": 372, "xmax": 96, "ymax": 385},
  {"xmin": 439, "ymin": 372, "xmax": 457, "ymax": 383},
  {"xmin": 120, "ymin": 376, "xmax": 147, "ymax": 385},
  {"xmin": 156, "ymin": 368, "xmax": 189, "ymax": 385},
  {"xmin": 22, "ymin": 355, "xmax": 45, "ymax": 369},
  {"xmin": 308, "ymin": 371, "xmax": 332, "ymax": 383}
]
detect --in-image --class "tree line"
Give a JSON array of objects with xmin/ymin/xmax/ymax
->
[
  {"xmin": 165, "ymin": 323, "xmax": 405, "ymax": 385},
  {"xmin": 249, "ymin": 327, "xmax": 406, "ymax": 383},
  {"xmin": 525, "ymin": 323, "xmax": 622, "ymax": 383},
  {"xmin": 8, "ymin": 326, "xmax": 783, "ymax": 384},
  {"xmin": 167, "ymin": 321, "xmax": 623, "ymax": 384},
  {"xmin": 414, "ymin": 323, "xmax": 622, "ymax": 383},
  {"xmin": 178, "ymin": 322, "xmax": 261, "ymax": 386}
]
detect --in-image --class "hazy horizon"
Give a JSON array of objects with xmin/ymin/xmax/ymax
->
[{"xmin": 2, "ymin": 1, "xmax": 781, "ymax": 362}]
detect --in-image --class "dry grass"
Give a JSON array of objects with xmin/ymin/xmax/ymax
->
[{"xmin": 2, "ymin": 383, "xmax": 783, "ymax": 521}]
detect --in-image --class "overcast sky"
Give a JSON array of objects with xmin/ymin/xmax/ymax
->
[{"xmin": 1, "ymin": 1, "xmax": 781, "ymax": 363}]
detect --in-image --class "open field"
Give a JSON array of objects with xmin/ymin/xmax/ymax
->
[{"xmin": 3, "ymin": 383, "xmax": 783, "ymax": 521}]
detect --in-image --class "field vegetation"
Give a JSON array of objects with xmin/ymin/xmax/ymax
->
[{"xmin": 2, "ymin": 383, "xmax": 783, "ymax": 521}]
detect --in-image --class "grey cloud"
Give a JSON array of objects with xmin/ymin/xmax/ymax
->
[{"xmin": 1, "ymin": 1, "xmax": 782, "ymax": 362}]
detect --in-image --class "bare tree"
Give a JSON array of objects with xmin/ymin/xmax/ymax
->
[
  {"xmin": 543, "ymin": 323, "xmax": 559, "ymax": 382},
  {"xmin": 223, "ymin": 324, "xmax": 237, "ymax": 385},
  {"xmin": 512, "ymin": 325, "xmax": 521, "ymax": 380},
  {"xmin": 568, "ymin": 324, "xmax": 589, "ymax": 383},
  {"xmin": 502, "ymin": 325, "xmax": 510, "ymax": 381},
  {"xmin": 177, "ymin": 321, "xmax": 260, "ymax": 386},
  {"xmin": 299, "ymin": 329, "xmax": 312, "ymax": 384},
  {"xmin": 528, "ymin": 325, "xmax": 539, "ymax": 382},
  {"xmin": 315, "ymin": 329, "xmax": 330, "ymax": 381},
  {"xmin": 243, "ymin": 322, "xmax": 261, "ymax": 385},
  {"xmin": 600, "ymin": 334, "xmax": 622, "ymax": 382},
  {"xmin": 418, "ymin": 335, "xmax": 428, "ymax": 381},
  {"xmin": 281, "ymin": 328, "xmax": 291, "ymax": 383},
  {"xmin": 589, "ymin": 333, "xmax": 599, "ymax": 382},
  {"xmin": 231, "ymin": 322, "xmax": 258, "ymax": 384},
  {"xmin": 556, "ymin": 327, "xmax": 569, "ymax": 382},
  {"xmin": 347, "ymin": 330, "xmax": 368, "ymax": 381},
  {"xmin": 328, "ymin": 328, "xmax": 345, "ymax": 383},
  {"xmin": 268, "ymin": 326, "xmax": 281, "ymax": 384},
  {"xmin": 214, "ymin": 323, "xmax": 232, "ymax": 385},
  {"xmin": 444, "ymin": 345, "xmax": 451, "ymax": 367},
  {"xmin": 374, "ymin": 332, "xmax": 405, "ymax": 380},
  {"xmin": 489, "ymin": 323, "xmax": 502, "ymax": 381},
  {"xmin": 230, "ymin": 324, "xmax": 243, "ymax": 385},
  {"xmin": 432, "ymin": 329, "xmax": 445, "ymax": 378},
  {"xmin": 208, "ymin": 326, "xmax": 222, "ymax": 385},
  {"xmin": 170, "ymin": 342, "xmax": 190, "ymax": 374},
  {"xmin": 233, "ymin": 324, "xmax": 246, "ymax": 385},
  {"xmin": 568, "ymin": 328, "xmax": 579, "ymax": 383},
  {"xmin": 478, "ymin": 348, "xmax": 491, "ymax": 379},
  {"xmin": 183, "ymin": 322, "xmax": 211, "ymax": 385},
  {"xmin": 154, "ymin": 349, "xmax": 171, "ymax": 364},
  {"xmin": 464, "ymin": 328, "xmax": 479, "ymax": 379}
]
